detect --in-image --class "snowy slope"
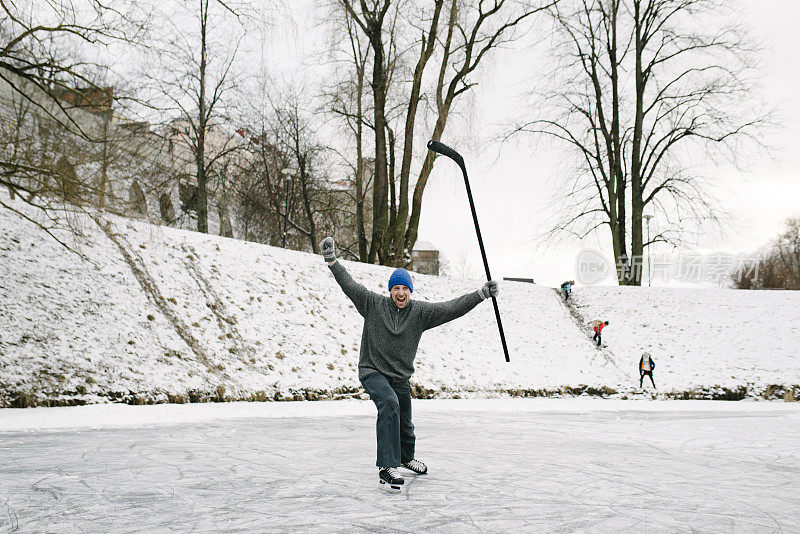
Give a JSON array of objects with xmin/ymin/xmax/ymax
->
[
  {"xmin": 0, "ymin": 193, "xmax": 612, "ymax": 406},
  {"xmin": 570, "ymin": 286, "xmax": 800, "ymax": 395},
  {"xmin": 1, "ymin": 191, "xmax": 798, "ymax": 406}
]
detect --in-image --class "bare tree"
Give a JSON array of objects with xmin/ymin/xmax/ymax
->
[
  {"xmin": 141, "ymin": 0, "xmax": 259, "ymax": 234},
  {"xmin": 515, "ymin": 0, "xmax": 767, "ymax": 284},
  {"xmin": 268, "ymin": 92, "xmax": 336, "ymax": 254},
  {"xmin": 335, "ymin": 0, "xmax": 395, "ymax": 264},
  {"xmin": 398, "ymin": 0, "xmax": 555, "ymax": 266},
  {"xmin": 0, "ymin": 0, "xmax": 144, "ymax": 142},
  {"xmin": 324, "ymin": 6, "xmax": 374, "ymax": 260},
  {"xmin": 774, "ymin": 218, "xmax": 800, "ymax": 288},
  {"xmin": 226, "ymin": 120, "xmax": 289, "ymax": 246},
  {"xmin": 227, "ymin": 95, "xmax": 343, "ymax": 255},
  {"xmin": 0, "ymin": 0, "xmax": 147, "ymax": 248},
  {"xmin": 328, "ymin": 0, "xmax": 553, "ymax": 267},
  {"xmin": 0, "ymin": 0, "xmax": 161, "ymax": 258}
]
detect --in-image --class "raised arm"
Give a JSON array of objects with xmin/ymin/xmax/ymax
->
[
  {"xmin": 422, "ymin": 280, "xmax": 499, "ymax": 330},
  {"xmin": 320, "ymin": 237, "xmax": 374, "ymax": 315}
]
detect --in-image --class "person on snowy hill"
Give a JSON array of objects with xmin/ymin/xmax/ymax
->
[
  {"xmin": 589, "ymin": 319, "xmax": 609, "ymax": 347},
  {"xmin": 320, "ymin": 236, "xmax": 499, "ymax": 490},
  {"xmin": 560, "ymin": 280, "xmax": 575, "ymax": 302},
  {"xmin": 639, "ymin": 352, "xmax": 656, "ymax": 389}
]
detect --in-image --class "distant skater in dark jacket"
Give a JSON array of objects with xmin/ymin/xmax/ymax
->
[
  {"xmin": 320, "ymin": 237, "xmax": 499, "ymax": 490},
  {"xmin": 560, "ymin": 280, "xmax": 574, "ymax": 302},
  {"xmin": 639, "ymin": 352, "xmax": 656, "ymax": 389}
]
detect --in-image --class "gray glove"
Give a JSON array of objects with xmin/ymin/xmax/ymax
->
[
  {"xmin": 320, "ymin": 237, "xmax": 336, "ymax": 262},
  {"xmin": 479, "ymin": 280, "xmax": 499, "ymax": 300}
]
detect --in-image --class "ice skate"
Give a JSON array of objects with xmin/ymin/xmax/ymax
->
[
  {"xmin": 402, "ymin": 459, "xmax": 427, "ymax": 475},
  {"xmin": 379, "ymin": 467, "xmax": 404, "ymax": 492}
]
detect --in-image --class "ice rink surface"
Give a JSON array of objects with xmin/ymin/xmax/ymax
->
[{"xmin": 1, "ymin": 402, "xmax": 799, "ymax": 533}]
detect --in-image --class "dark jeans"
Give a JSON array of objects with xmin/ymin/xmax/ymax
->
[
  {"xmin": 360, "ymin": 372, "xmax": 415, "ymax": 467},
  {"xmin": 640, "ymin": 371, "xmax": 656, "ymax": 388},
  {"xmin": 593, "ymin": 331, "xmax": 602, "ymax": 346}
]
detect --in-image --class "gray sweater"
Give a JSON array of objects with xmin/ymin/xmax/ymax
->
[{"xmin": 329, "ymin": 261, "xmax": 484, "ymax": 382}]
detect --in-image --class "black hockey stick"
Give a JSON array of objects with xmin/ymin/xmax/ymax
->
[{"xmin": 427, "ymin": 139, "xmax": 511, "ymax": 363}]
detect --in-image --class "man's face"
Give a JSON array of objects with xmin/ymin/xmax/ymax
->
[{"xmin": 390, "ymin": 285, "xmax": 411, "ymax": 308}]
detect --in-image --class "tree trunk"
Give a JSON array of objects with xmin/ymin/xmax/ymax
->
[
  {"xmin": 388, "ymin": 0, "xmax": 443, "ymax": 266},
  {"xmin": 367, "ymin": 21, "xmax": 389, "ymax": 265},
  {"xmin": 388, "ymin": 125, "xmax": 396, "ymax": 247},
  {"xmin": 298, "ymin": 155, "xmax": 318, "ymax": 253},
  {"xmin": 609, "ymin": 0, "xmax": 629, "ymax": 285},
  {"xmin": 99, "ymin": 115, "xmax": 109, "ymax": 208},
  {"xmin": 355, "ymin": 58, "xmax": 367, "ymax": 261},
  {"xmin": 196, "ymin": 0, "xmax": 209, "ymax": 234},
  {"xmin": 403, "ymin": 0, "xmax": 456, "ymax": 255},
  {"xmin": 405, "ymin": 105, "xmax": 450, "ymax": 252},
  {"xmin": 628, "ymin": 0, "xmax": 647, "ymax": 285}
]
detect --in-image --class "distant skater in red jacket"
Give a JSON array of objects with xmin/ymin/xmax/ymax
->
[{"xmin": 589, "ymin": 320, "xmax": 609, "ymax": 348}]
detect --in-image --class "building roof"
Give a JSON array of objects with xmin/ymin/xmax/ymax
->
[
  {"xmin": 413, "ymin": 240, "xmax": 438, "ymax": 252},
  {"xmin": 327, "ymin": 179, "xmax": 354, "ymax": 192}
]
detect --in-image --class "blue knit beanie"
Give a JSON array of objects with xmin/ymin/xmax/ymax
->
[{"xmin": 388, "ymin": 268, "xmax": 414, "ymax": 292}]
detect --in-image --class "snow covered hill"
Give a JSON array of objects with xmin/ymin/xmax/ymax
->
[
  {"xmin": 569, "ymin": 286, "xmax": 800, "ymax": 396},
  {"xmin": 1, "ymin": 193, "xmax": 798, "ymax": 406}
]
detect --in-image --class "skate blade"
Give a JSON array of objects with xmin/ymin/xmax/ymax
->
[{"xmin": 379, "ymin": 480, "xmax": 402, "ymax": 492}]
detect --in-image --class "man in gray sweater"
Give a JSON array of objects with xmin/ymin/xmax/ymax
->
[{"xmin": 320, "ymin": 237, "xmax": 499, "ymax": 490}]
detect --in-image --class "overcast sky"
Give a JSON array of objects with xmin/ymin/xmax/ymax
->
[{"xmin": 265, "ymin": 1, "xmax": 799, "ymax": 287}]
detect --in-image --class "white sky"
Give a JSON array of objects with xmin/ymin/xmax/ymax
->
[{"xmin": 263, "ymin": 0, "xmax": 800, "ymax": 287}]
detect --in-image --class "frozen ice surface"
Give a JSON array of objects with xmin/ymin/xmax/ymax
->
[{"xmin": 1, "ymin": 400, "xmax": 798, "ymax": 533}]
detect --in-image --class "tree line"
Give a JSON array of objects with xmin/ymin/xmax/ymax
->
[
  {"xmin": 1, "ymin": 0, "xmax": 771, "ymax": 283},
  {"xmin": 732, "ymin": 218, "xmax": 800, "ymax": 290}
]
